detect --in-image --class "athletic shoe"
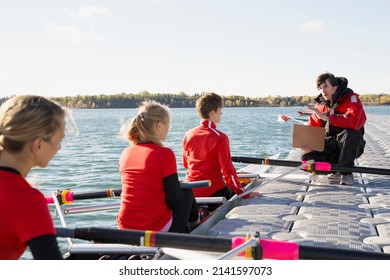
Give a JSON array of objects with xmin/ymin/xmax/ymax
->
[
  {"xmin": 327, "ymin": 172, "xmax": 341, "ymax": 184},
  {"xmin": 340, "ymin": 174, "xmax": 354, "ymax": 185},
  {"xmin": 198, "ymin": 208, "xmax": 210, "ymax": 222},
  {"xmin": 185, "ymin": 216, "xmax": 200, "ymax": 233}
]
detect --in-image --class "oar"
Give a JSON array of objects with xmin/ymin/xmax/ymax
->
[
  {"xmin": 59, "ymin": 197, "xmax": 226, "ymax": 216},
  {"xmin": 297, "ymin": 109, "xmax": 312, "ymax": 116},
  {"xmin": 277, "ymin": 114, "xmax": 306, "ymax": 124},
  {"xmin": 232, "ymin": 160, "xmax": 313, "ymax": 200},
  {"xmin": 232, "ymin": 156, "xmax": 390, "ymax": 176},
  {"xmin": 46, "ymin": 180, "xmax": 211, "ymax": 205},
  {"xmin": 55, "ymin": 226, "xmax": 390, "ymax": 260}
]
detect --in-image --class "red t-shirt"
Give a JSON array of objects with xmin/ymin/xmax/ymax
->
[
  {"xmin": 117, "ymin": 143, "xmax": 177, "ymax": 231},
  {"xmin": 0, "ymin": 169, "xmax": 56, "ymax": 260},
  {"xmin": 182, "ymin": 120, "xmax": 244, "ymax": 197}
]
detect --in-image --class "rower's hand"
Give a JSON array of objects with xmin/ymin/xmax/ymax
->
[
  {"xmin": 241, "ymin": 191, "xmax": 262, "ymax": 199},
  {"xmin": 249, "ymin": 191, "xmax": 263, "ymax": 198},
  {"xmin": 305, "ymin": 104, "xmax": 316, "ymax": 110},
  {"xmin": 306, "ymin": 105, "xmax": 321, "ymax": 116},
  {"xmin": 306, "ymin": 105, "xmax": 329, "ymax": 121}
]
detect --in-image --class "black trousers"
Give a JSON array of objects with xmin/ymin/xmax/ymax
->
[
  {"xmin": 204, "ymin": 186, "xmax": 235, "ymax": 212},
  {"xmin": 301, "ymin": 129, "xmax": 366, "ymax": 175},
  {"xmin": 169, "ymin": 189, "xmax": 199, "ymax": 233},
  {"xmin": 212, "ymin": 186, "xmax": 235, "ymax": 199}
]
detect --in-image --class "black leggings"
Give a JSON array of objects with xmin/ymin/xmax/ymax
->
[
  {"xmin": 168, "ymin": 189, "xmax": 198, "ymax": 233},
  {"xmin": 212, "ymin": 186, "xmax": 235, "ymax": 199},
  {"xmin": 205, "ymin": 186, "xmax": 235, "ymax": 212}
]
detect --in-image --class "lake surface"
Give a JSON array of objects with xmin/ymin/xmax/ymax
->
[{"xmin": 23, "ymin": 105, "xmax": 389, "ymax": 258}]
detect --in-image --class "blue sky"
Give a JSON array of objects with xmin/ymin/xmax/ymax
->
[{"xmin": 1, "ymin": 0, "xmax": 389, "ymax": 98}]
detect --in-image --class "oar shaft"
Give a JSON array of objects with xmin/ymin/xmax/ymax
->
[
  {"xmin": 298, "ymin": 245, "xmax": 390, "ymax": 260},
  {"xmin": 232, "ymin": 156, "xmax": 390, "ymax": 176},
  {"xmin": 46, "ymin": 180, "xmax": 211, "ymax": 204},
  {"xmin": 329, "ymin": 164, "xmax": 390, "ymax": 176},
  {"xmin": 73, "ymin": 188, "xmax": 121, "ymax": 200},
  {"xmin": 45, "ymin": 188, "xmax": 120, "ymax": 204},
  {"xmin": 232, "ymin": 156, "xmax": 302, "ymax": 168},
  {"xmin": 233, "ymin": 160, "xmax": 313, "ymax": 200},
  {"xmin": 60, "ymin": 227, "xmax": 232, "ymax": 253},
  {"xmin": 63, "ymin": 197, "xmax": 226, "ymax": 215}
]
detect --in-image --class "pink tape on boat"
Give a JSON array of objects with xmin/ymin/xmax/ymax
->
[
  {"xmin": 301, "ymin": 161, "xmax": 331, "ymax": 172},
  {"xmin": 314, "ymin": 162, "xmax": 331, "ymax": 172},
  {"xmin": 45, "ymin": 192, "xmax": 74, "ymax": 204},
  {"xmin": 232, "ymin": 237, "xmax": 299, "ymax": 260},
  {"xmin": 64, "ymin": 192, "xmax": 74, "ymax": 204},
  {"xmin": 301, "ymin": 161, "xmax": 311, "ymax": 170},
  {"xmin": 231, "ymin": 237, "xmax": 246, "ymax": 256},
  {"xmin": 260, "ymin": 239, "xmax": 299, "ymax": 260}
]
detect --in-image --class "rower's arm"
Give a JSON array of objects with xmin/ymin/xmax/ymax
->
[
  {"xmin": 163, "ymin": 173, "xmax": 181, "ymax": 211},
  {"xmin": 27, "ymin": 234, "xmax": 63, "ymax": 260}
]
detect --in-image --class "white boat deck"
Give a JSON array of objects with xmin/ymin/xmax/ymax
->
[{"xmin": 206, "ymin": 114, "xmax": 390, "ymax": 254}]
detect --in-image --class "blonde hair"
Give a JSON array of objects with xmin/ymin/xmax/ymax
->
[
  {"xmin": 124, "ymin": 100, "xmax": 170, "ymax": 146},
  {"xmin": 0, "ymin": 95, "xmax": 65, "ymax": 153}
]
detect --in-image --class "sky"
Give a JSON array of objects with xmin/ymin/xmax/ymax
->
[{"xmin": 1, "ymin": 0, "xmax": 390, "ymax": 98}]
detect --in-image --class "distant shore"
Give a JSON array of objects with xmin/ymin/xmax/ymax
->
[{"xmin": 1, "ymin": 93, "xmax": 389, "ymax": 109}]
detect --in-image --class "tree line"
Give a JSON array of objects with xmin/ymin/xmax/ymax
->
[{"xmin": 1, "ymin": 92, "xmax": 390, "ymax": 108}]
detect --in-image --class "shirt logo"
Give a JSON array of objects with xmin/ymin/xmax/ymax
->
[{"xmin": 351, "ymin": 95, "xmax": 357, "ymax": 103}]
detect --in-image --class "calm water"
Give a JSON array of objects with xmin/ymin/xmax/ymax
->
[{"xmin": 23, "ymin": 105, "xmax": 389, "ymax": 258}]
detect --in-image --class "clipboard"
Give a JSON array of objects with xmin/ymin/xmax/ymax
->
[{"xmin": 292, "ymin": 124, "xmax": 325, "ymax": 152}]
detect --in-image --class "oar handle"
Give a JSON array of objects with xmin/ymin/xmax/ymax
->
[
  {"xmin": 46, "ymin": 180, "xmax": 211, "ymax": 205},
  {"xmin": 181, "ymin": 180, "xmax": 211, "ymax": 189}
]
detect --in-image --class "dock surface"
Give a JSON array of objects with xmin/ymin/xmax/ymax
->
[{"xmin": 207, "ymin": 114, "xmax": 390, "ymax": 254}]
